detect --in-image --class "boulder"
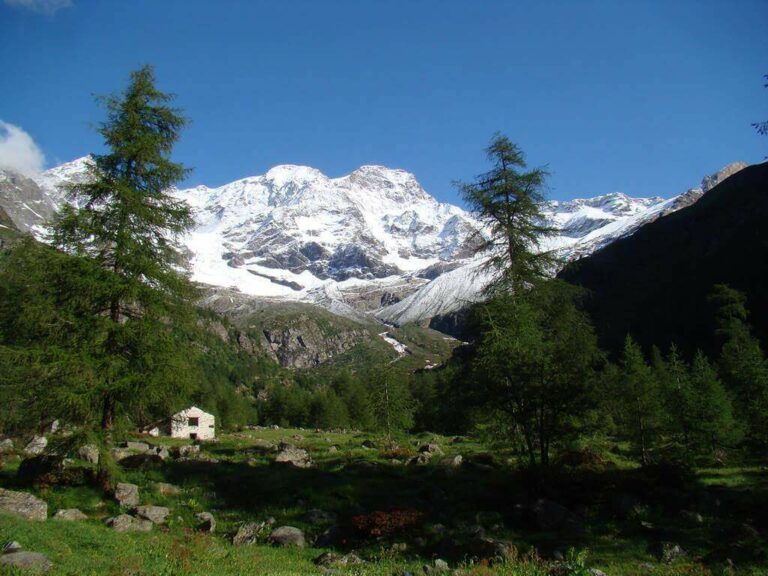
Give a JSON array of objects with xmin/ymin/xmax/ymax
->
[
  {"xmin": 196, "ymin": 511, "xmax": 216, "ymax": 532},
  {"xmin": 418, "ymin": 443, "xmax": 444, "ymax": 456},
  {"xmin": 304, "ymin": 508, "xmax": 337, "ymax": 525},
  {"xmin": 361, "ymin": 439, "xmax": 376, "ymax": 449},
  {"xmin": 125, "ymin": 441, "xmax": 150, "ymax": 452},
  {"xmin": 269, "ymin": 525, "xmax": 306, "ymax": 547},
  {"xmin": 150, "ymin": 446, "xmax": 170, "ymax": 460},
  {"xmin": 649, "ymin": 541, "xmax": 687, "ymax": 564},
  {"xmin": 468, "ymin": 537, "xmax": 516, "ymax": 562},
  {"xmin": 440, "ymin": 455, "xmax": 463, "ymax": 468},
  {"xmin": 114, "ymin": 482, "xmax": 140, "ymax": 507},
  {"xmin": 328, "ymin": 445, "xmax": 339, "ymax": 453},
  {"xmin": 0, "ymin": 551, "xmax": 52, "ymax": 573},
  {"xmin": 154, "ymin": 482, "xmax": 181, "ymax": 496},
  {"xmin": 77, "ymin": 444, "xmax": 99, "ymax": 465},
  {"xmin": 135, "ymin": 505, "xmax": 170, "ymax": 525},
  {"xmin": 232, "ymin": 519, "xmax": 273, "ymax": 545},
  {"xmin": 106, "ymin": 514, "xmax": 153, "ymax": 532},
  {"xmin": 24, "ymin": 435, "xmax": 47, "ymax": 456},
  {"xmin": 176, "ymin": 445, "xmax": 200, "ymax": 457},
  {"xmin": 3, "ymin": 542, "xmax": 22, "ymax": 554},
  {"xmin": 0, "ymin": 438, "xmax": 15, "ymax": 454},
  {"xmin": 532, "ymin": 499, "xmax": 569, "ymax": 531},
  {"xmin": 275, "ymin": 445, "xmax": 312, "ymax": 468},
  {"xmin": 313, "ymin": 551, "xmax": 363, "ymax": 567},
  {"xmin": 251, "ymin": 439, "xmax": 275, "ymax": 451},
  {"xmin": 53, "ymin": 508, "xmax": 88, "ymax": 521},
  {"xmin": 17, "ymin": 455, "xmax": 66, "ymax": 486},
  {"xmin": 0, "ymin": 488, "xmax": 47, "ymax": 520},
  {"xmin": 119, "ymin": 454, "xmax": 164, "ymax": 470}
]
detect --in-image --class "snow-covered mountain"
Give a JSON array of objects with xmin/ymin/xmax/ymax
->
[{"xmin": 10, "ymin": 158, "xmax": 746, "ymax": 327}]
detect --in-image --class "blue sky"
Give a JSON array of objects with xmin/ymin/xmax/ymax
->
[{"xmin": 1, "ymin": 0, "xmax": 766, "ymax": 205}]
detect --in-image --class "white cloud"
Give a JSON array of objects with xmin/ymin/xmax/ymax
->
[
  {"xmin": 3, "ymin": 0, "xmax": 72, "ymax": 15},
  {"xmin": 0, "ymin": 121, "xmax": 46, "ymax": 176}
]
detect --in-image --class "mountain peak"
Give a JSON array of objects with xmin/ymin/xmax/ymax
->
[{"xmin": 264, "ymin": 165, "xmax": 327, "ymax": 186}]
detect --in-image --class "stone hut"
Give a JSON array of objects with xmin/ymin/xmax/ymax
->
[{"xmin": 146, "ymin": 406, "xmax": 215, "ymax": 440}]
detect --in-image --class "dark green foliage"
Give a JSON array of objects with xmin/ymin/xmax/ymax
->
[
  {"xmin": 459, "ymin": 133, "xmax": 557, "ymax": 294},
  {"xmin": 467, "ymin": 280, "xmax": 602, "ymax": 465},
  {"xmin": 752, "ymin": 74, "xmax": 768, "ymax": 140},
  {"xmin": 368, "ymin": 366, "xmax": 415, "ymax": 437},
  {"xmin": 613, "ymin": 335, "xmax": 664, "ymax": 465}
]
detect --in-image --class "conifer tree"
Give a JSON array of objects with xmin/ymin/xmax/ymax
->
[
  {"xmin": 369, "ymin": 367, "xmax": 414, "ymax": 439},
  {"xmin": 48, "ymin": 65, "xmax": 197, "ymax": 486},
  {"xmin": 688, "ymin": 351, "xmax": 740, "ymax": 454},
  {"xmin": 616, "ymin": 335, "xmax": 663, "ymax": 465},
  {"xmin": 459, "ymin": 133, "xmax": 557, "ymax": 294}
]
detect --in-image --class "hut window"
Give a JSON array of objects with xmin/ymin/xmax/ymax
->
[{"xmin": 188, "ymin": 417, "xmax": 199, "ymax": 427}]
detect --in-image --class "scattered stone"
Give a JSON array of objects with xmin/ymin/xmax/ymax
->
[
  {"xmin": 53, "ymin": 508, "xmax": 88, "ymax": 521},
  {"xmin": 269, "ymin": 526, "xmax": 306, "ymax": 547},
  {"xmin": 0, "ymin": 438, "xmax": 15, "ymax": 454},
  {"xmin": 361, "ymin": 439, "xmax": 376, "ymax": 449},
  {"xmin": 135, "ymin": 505, "xmax": 170, "ymax": 525},
  {"xmin": 328, "ymin": 445, "xmax": 339, "ymax": 453},
  {"xmin": 439, "ymin": 455, "xmax": 463, "ymax": 468},
  {"xmin": 275, "ymin": 444, "xmax": 312, "ymax": 468},
  {"xmin": 114, "ymin": 482, "xmax": 140, "ymax": 508},
  {"xmin": 391, "ymin": 542, "xmax": 408, "ymax": 553},
  {"xmin": 125, "ymin": 441, "xmax": 150, "ymax": 452},
  {"xmin": 589, "ymin": 569, "xmax": 608, "ymax": 576},
  {"xmin": 305, "ymin": 509, "xmax": 337, "ymax": 525},
  {"xmin": 424, "ymin": 558, "xmax": 450, "ymax": 573},
  {"xmin": 314, "ymin": 551, "xmax": 363, "ymax": 567},
  {"xmin": 0, "ymin": 551, "xmax": 52, "ymax": 573},
  {"xmin": 252, "ymin": 439, "xmax": 275, "ymax": 451},
  {"xmin": 3, "ymin": 541, "xmax": 22, "ymax": 554},
  {"xmin": 292, "ymin": 434, "xmax": 305, "ymax": 441},
  {"xmin": 233, "ymin": 521, "xmax": 271, "ymax": 546},
  {"xmin": 532, "ymin": 498, "xmax": 569, "ymax": 531},
  {"xmin": 119, "ymin": 453, "xmax": 164, "ymax": 470},
  {"xmin": 468, "ymin": 537, "xmax": 516, "ymax": 562},
  {"xmin": 418, "ymin": 443, "xmax": 444, "ymax": 456},
  {"xmin": 176, "ymin": 445, "xmax": 200, "ymax": 457},
  {"xmin": 0, "ymin": 488, "xmax": 47, "ymax": 521},
  {"xmin": 24, "ymin": 436, "xmax": 47, "ymax": 456},
  {"xmin": 196, "ymin": 511, "xmax": 216, "ymax": 532},
  {"xmin": 154, "ymin": 482, "xmax": 181, "ymax": 496},
  {"xmin": 77, "ymin": 444, "xmax": 99, "ymax": 465},
  {"xmin": 151, "ymin": 446, "xmax": 170, "ymax": 460},
  {"xmin": 106, "ymin": 514, "xmax": 153, "ymax": 532},
  {"xmin": 680, "ymin": 510, "xmax": 704, "ymax": 524},
  {"xmin": 315, "ymin": 525, "xmax": 342, "ymax": 547},
  {"xmin": 17, "ymin": 455, "xmax": 70, "ymax": 486},
  {"xmin": 649, "ymin": 541, "xmax": 687, "ymax": 564}
]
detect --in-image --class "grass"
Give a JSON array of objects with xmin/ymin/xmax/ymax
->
[{"xmin": 1, "ymin": 428, "xmax": 767, "ymax": 575}]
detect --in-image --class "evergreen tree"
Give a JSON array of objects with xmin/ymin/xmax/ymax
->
[
  {"xmin": 369, "ymin": 366, "xmax": 414, "ymax": 439},
  {"xmin": 688, "ymin": 351, "xmax": 740, "ymax": 454},
  {"xmin": 709, "ymin": 284, "xmax": 768, "ymax": 449},
  {"xmin": 616, "ymin": 335, "xmax": 663, "ymax": 465},
  {"xmin": 655, "ymin": 345, "xmax": 695, "ymax": 451},
  {"xmin": 333, "ymin": 373, "xmax": 375, "ymax": 430},
  {"xmin": 309, "ymin": 390, "xmax": 350, "ymax": 429},
  {"xmin": 47, "ymin": 65, "xmax": 197, "ymax": 486},
  {"xmin": 470, "ymin": 280, "xmax": 601, "ymax": 466},
  {"xmin": 459, "ymin": 133, "xmax": 557, "ymax": 294}
]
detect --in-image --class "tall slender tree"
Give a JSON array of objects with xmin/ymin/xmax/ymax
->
[
  {"xmin": 459, "ymin": 133, "xmax": 557, "ymax": 295},
  {"xmin": 50, "ymin": 65, "xmax": 197, "ymax": 486}
]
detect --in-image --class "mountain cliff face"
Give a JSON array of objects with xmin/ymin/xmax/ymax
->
[
  {"xmin": 559, "ymin": 162, "xmax": 768, "ymax": 357},
  {"xmin": 2, "ymin": 157, "xmax": 746, "ymax": 334}
]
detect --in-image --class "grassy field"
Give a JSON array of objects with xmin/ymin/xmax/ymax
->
[{"xmin": 1, "ymin": 428, "xmax": 766, "ymax": 575}]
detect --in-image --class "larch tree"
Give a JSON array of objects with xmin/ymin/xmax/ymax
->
[
  {"xmin": 459, "ymin": 133, "xmax": 557, "ymax": 295},
  {"xmin": 50, "ymin": 65, "xmax": 198, "ymax": 486}
]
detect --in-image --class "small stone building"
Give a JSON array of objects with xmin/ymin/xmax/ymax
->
[{"xmin": 146, "ymin": 406, "xmax": 215, "ymax": 440}]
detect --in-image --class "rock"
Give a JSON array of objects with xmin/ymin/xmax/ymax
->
[
  {"xmin": 292, "ymin": 434, "xmax": 305, "ymax": 441},
  {"xmin": 196, "ymin": 511, "xmax": 216, "ymax": 532},
  {"xmin": 77, "ymin": 444, "xmax": 99, "ymax": 465},
  {"xmin": 649, "ymin": 541, "xmax": 686, "ymax": 564},
  {"xmin": 135, "ymin": 505, "xmax": 170, "ymax": 524},
  {"xmin": 305, "ymin": 508, "xmax": 337, "ymax": 525},
  {"xmin": 269, "ymin": 525, "xmax": 306, "ymax": 547},
  {"xmin": 589, "ymin": 569, "xmax": 608, "ymax": 576},
  {"xmin": 532, "ymin": 498, "xmax": 569, "ymax": 531},
  {"xmin": 424, "ymin": 558, "xmax": 450, "ymax": 574},
  {"xmin": 275, "ymin": 445, "xmax": 312, "ymax": 468},
  {"xmin": 17, "ymin": 455, "xmax": 67, "ymax": 486},
  {"xmin": 151, "ymin": 446, "xmax": 170, "ymax": 460},
  {"xmin": 252, "ymin": 439, "xmax": 275, "ymax": 451},
  {"xmin": 314, "ymin": 552, "xmax": 363, "ymax": 567},
  {"xmin": 114, "ymin": 482, "xmax": 140, "ymax": 507},
  {"xmin": 24, "ymin": 435, "xmax": 47, "ymax": 456},
  {"xmin": 176, "ymin": 445, "xmax": 200, "ymax": 457},
  {"xmin": 3, "ymin": 541, "xmax": 22, "ymax": 554},
  {"xmin": 0, "ymin": 488, "xmax": 47, "ymax": 521},
  {"xmin": 106, "ymin": 514, "xmax": 153, "ymax": 532},
  {"xmin": 233, "ymin": 521, "xmax": 270, "ymax": 546},
  {"xmin": 468, "ymin": 537, "xmax": 516, "ymax": 562},
  {"xmin": 680, "ymin": 510, "xmax": 704, "ymax": 524},
  {"xmin": 154, "ymin": 482, "xmax": 181, "ymax": 496},
  {"xmin": 419, "ymin": 443, "xmax": 444, "ymax": 456},
  {"xmin": 315, "ymin": 525, "xmax": 342, "ymax": 547},
  {"xmin": 125, "ymin": 441, "xmax": 150, "ymax": 452},
  {"xmin": 361, "ymin": 439, "xmax": 376, "ymax": 449},
  {"xmin": 328, "ymin": 445, "xmax": 339, "ymax": 453},
  {"xmin": 53, "ymin": 508, "xmax": 88, "ymax": 521},
  {"xmin": 0, "ymin": 551, "xmax": 52, "ymax": 573},
  {"xmin": 439, "ymin": 455, "xmax": 463, "ymax": 468},
  {"xmin": 118, "ymin": 453, "xmax": 164, "ymax": 470},
  {"xmin": 0, "ymin": 438, "xmax": 15, "ymax": 454}
]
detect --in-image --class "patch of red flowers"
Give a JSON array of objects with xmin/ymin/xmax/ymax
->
[{"xmin": 351, "ymin": 508, "xmax": 423, "ymax": 538}]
